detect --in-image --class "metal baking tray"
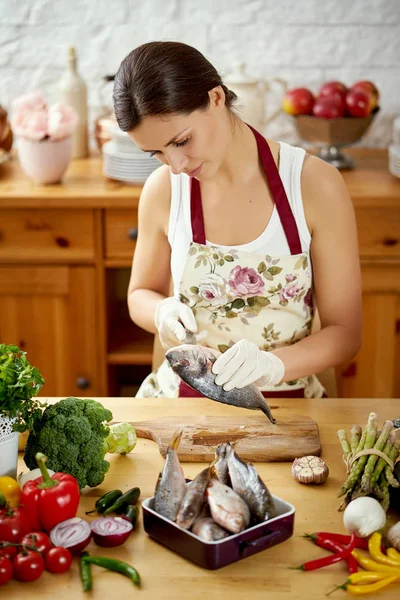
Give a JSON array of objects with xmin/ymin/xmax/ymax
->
[{"xmin": 142, "ymin": 493, "xmax": 295, "ymax": 570}]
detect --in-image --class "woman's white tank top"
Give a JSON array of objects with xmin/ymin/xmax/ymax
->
[{"xmin": 167, "ymin": 141, "xmax": 311, "ymax": 297}]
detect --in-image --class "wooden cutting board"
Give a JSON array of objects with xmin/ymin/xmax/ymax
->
[{"xmin": 129, "ymin": 414, "xmax": 321, "ymax": 462}]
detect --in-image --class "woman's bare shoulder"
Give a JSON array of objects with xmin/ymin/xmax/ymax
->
[
  {"xmin": 138, "ymin": 164, "xmax": 171, "ymax": 233},
  {"xmin": 300, "ymin": 153, "xmax": 352, "ymax": 234}
]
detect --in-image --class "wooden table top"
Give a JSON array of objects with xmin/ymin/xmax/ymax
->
[
  {"xmin": 7, "ymin": 396, "xmax": 400, "ymax": 599},
  {"xmin": 0, "ymin": 148, "xmax": 398, "ymax": 208}
]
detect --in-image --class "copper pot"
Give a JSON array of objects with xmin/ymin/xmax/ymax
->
[{"xmin": 94, "ymin": 75, "xmax": 117, "ymax": 151}]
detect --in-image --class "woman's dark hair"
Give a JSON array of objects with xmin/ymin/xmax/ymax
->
[{"xmin": 113, "ymin": 41, "xmax": 237, "ymax": 132}]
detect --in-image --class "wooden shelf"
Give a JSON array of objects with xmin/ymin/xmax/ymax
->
[{"xmin": 107, "ymin": 321, "xmax": 154, "ymax": 365}]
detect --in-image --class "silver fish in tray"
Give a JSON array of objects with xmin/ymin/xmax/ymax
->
[
  {"xmin": 154, "ymin": 428, "xmax": 187, "ymax": 522},
  {"xmin": 214, "ymin": 442, "xmax": 232, "ymax": 487},
  {"xmin": 206, "ymin": 478, "xmax": 250, "ymax": 534},
  {"xmin": 165, "ymin": 344, "xmax": 276, "ymax": 424},
  {"xmin": 191, "ymin": 517, "xmax": 230, "ymax": 542},
  {"xmin": 176, "ymin": 467, "xmax": 210, "ymax": 529},
  {"xmin": 226, "ymin": 445, "xmax": 276, "ymax": 523}
]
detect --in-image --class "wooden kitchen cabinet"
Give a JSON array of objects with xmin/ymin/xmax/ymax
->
[
  {"xmin": 0, "ymin": 265, "xmax": 100, "ymax": 396},
  {"xmin": 0, "ymin": 149, "xmax": 399, "ymax": 399}
]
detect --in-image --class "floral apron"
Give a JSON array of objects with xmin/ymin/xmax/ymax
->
[{"xmin": 136, "ymin": 125, "xmax": 325, "ymax": 399}]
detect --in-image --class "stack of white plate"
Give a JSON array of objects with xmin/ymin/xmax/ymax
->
[{"xmin": 102, "ymin": 125, "xmax": 160, "ymax": 184}]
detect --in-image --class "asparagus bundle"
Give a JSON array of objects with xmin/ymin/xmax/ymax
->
[{"xmin": 336, "ymin": 412, "xmax": 400, "ymax": 512}]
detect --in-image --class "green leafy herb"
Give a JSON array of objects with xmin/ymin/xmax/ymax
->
[{"xmin": 0, "ymin": 343, "xmax": 46, "ymax": 433}]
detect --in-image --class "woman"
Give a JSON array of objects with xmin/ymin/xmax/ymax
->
[{"xmin": 113, "ymin": 41, "xmax": 362, "ymax": 399}]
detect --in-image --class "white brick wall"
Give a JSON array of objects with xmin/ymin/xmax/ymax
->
[{"xmin": 1, "ymin": 0, "xmax": 399, "ymax": 148}]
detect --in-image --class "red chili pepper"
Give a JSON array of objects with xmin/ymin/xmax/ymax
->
[
  {"xmin": 304, "ymin": 533, "xmax": 358, "ymax": 574},
  {"xmin": 19, "ymin": 453, "xmax": 80, "ymax": 533},
  {"xmin": 305, "ymin": 532, "xmax": 369, "ymax": 550},
  {"xmin": 295, "ymin": 532, "xmax": 357, "ymax": 571}
]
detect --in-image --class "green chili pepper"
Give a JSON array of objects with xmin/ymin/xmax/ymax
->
[
  {"xmin": 103, "ymin": 487, "xmax": 140, "ymax": 515},
  {"xmin": 86, "ymin": 489, "xmax": 123, "ymax": 515},
  {"xmin": 82, "ymin": 555, "xmax": 140, "ymax": 587},
  {"xmin": 0, "ymin": 492, "xmax": 6, "ymax": 509},
  {"xmin": 123, "ymin": 504, "xmax": 139, "ymax": 528},
  {"xmin": 79, "ymin": 551, "xmax": 92, "ymax": 592}
]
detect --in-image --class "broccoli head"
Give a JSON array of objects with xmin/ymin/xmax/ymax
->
[{"xmin": 24, "ymin": 397, "xmax": 113, "ymax": 489}]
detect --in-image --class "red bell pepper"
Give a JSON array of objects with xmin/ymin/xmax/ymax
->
[{"xmin": 20, "ymin": 453, "xmax": 80, "ymax": 533}]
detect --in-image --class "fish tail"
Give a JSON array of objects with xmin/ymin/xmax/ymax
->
[
  {"xmin": 260, "ymin": 400, "xmax": 276, "ymax": 424},
  {"xmin": 169, "ymin": 427, "xmax": 184, "ymax": 450}
]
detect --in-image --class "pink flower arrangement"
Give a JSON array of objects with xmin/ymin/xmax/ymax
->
[
  {"xmin": 11, "ymin": 91, "xmax": 78, "ymax": 142},
  {"xmin": 229, "ymin": 266, "xmax": 265, "ymax": 297}
]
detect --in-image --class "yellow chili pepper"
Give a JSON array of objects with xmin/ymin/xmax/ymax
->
[
  {"xmin": 346, "ymin": 576, "xmax": 398, "ymax": 596},
  {"xmin": 348, "ymin": 571, "xmax": 400, "ymax": 584},
  {"xmin": 0, "ymin": 476, "xmax": 21, "ymax": 507},
  {"xmin": 387, "ymin": 548, "xmax": 400, "ymax": 563},
  {"xmin": 352, "ymin": 549, "xmax": 400, "ymax": 573},
  {"xmin": 368, "ymin": 532, "xmax": 400, "ymax": 567}
]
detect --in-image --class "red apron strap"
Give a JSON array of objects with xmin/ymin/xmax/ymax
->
[
  {"xmin": 248, "ymin": 124, "xmax": 302, "ymax": 255},
  {"xmin": 190, "ymin": 177, "xmax": 206, "ymax": 244}
]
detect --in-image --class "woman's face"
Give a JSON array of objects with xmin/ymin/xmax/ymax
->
[{"xmin": 128, "ymin": 87, "xmax": 232, "ymax": 180}]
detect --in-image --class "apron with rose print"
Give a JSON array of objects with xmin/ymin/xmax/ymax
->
[{"xmin": 136, "ymin": 125, "xmax": 325, "ymax": 399}]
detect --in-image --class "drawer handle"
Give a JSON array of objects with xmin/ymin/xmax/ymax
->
[
  {"xmin": 76, "ymin": 376, "xmax": 90, "ymax": 390},
  {"xmin": 128, "ymin": 228, "xmax": 138, "ymax": 241},
  {"xmin": 383, "ymin": 238, "xmax": 399, "ymax": 247}
]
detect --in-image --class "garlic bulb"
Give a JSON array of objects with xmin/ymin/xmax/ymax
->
[
  {"xmin": 385, "ymin": 522, "xmax": 400, "ymax": 551},
  {"xmin": 291, "ymin": 455, "xmax": 329, "ymax": 484}
]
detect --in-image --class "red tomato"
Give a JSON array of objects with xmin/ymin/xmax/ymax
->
[
  {"xmin": 0, "ymin": 556, "xmax": 13, "ymax": 585},
  {"xmin": 20, "ymin": 531, "xmax": 52, "ymax": 556},
  {"xmin": 13, "ymin": 550, "xmax": 45, "ymax": 582},
  {"xmin": 0, "ymin": 542, "xmax": 17, "ymax": 561},
  {"xmin": 45, "ymin": 547, "xmax": 72, "ymax": 574},
  {"xmin": 0, "ymin": 506, "xmax": 31, "ymax": 544}
]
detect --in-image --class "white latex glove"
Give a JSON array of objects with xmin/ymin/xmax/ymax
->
[
  {"xmin": 211, "ymin": 339, "xmax": 285, "ymax": 392},
  {"xmin": 154, "ymin": 297, "xmax": 197, "ymax": 350}
]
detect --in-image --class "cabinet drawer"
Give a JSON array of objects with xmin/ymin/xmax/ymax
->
[
  {"xmin": 105, "ymin": 209, "xmax": 138, "ymax": 260},
  {"xmin": 355, "ymin": 207, "xmax": 400, "ymax": 257},
  {"xmin": 0, "ymin": 209, "xmax": 95, "ymax": 262}
]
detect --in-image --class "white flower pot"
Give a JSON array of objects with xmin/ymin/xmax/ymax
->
[
  {"xmin": 18, "ymin": 136, "xmax": 72, "ymax": 184},
  {"xmin": 0, "ymin": 414, "xmax": 20, "ymax": 478}
]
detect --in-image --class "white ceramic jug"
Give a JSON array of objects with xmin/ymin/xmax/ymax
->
[{"xmin": 224, "ymin": 63, "xmax": 287, "ymax": 131}]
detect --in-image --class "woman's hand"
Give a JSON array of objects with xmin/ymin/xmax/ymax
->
[
  {"xmin": 155, "ymin": 297, "xmax": 197, "ymax": 349},
  {"xmin": 211, "ymin": 339, "xmax": 285, "ymax": 391}
]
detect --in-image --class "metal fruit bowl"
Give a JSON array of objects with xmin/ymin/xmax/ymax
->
[{"xmin": 293, "ymin": 108, "xmax": 379, "ymax": 169}]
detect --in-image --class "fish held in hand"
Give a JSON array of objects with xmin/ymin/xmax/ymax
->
[
  {"xmin": 176, "ymin": 467, "xmax": 210, "ymax": 529},
  {"xmin": 165, "ymin": 344, "xmax": 276, "ymax": 424},
  {"xmin": 206, "ymin": 478, "xmax": 250, "ymax": 534},
  {"xmin": 191, "ymin": 517, "xmax": 230, "ymax": 542},
  {"xmin": 226, "ymin": 446, "xmax": 276, "ymax": 523},
  {"xmin": 154, "ymin": 428, "xmax": 187, "ymax": 521}
]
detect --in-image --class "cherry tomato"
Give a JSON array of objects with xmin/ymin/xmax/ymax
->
[
  {"xmin": 13, "ymin": 550, "xmax": 45, "ymax": 582},
  {"xmin": 0, "ymin": 542, "xmax": 17, "ymax": 561},
  {"xmin": 45, "ymin": 547, "xmax": 72, "ymax": 574},
  {"xmin": 20, "ymin": 531, "xmax": 52, "ymax": 556},
  {"xmin": 0, "ymin": 506, "xmax": 31, "ymax": 544},
  {"xmin": 0, "ymin": 556, "xmax": 13, "ymax": 585}
]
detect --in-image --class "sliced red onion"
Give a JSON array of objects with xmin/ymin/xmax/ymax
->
[
  {"xmin": 90, "ymin": 516, "xmax": 133, "ymax": 547},
  {"xmin": 50, "ymin": 518, "xmax": 91, "ymax": 555}
]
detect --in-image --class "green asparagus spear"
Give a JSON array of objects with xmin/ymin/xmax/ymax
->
[
  {"xmin": 379, "ymin": 472, "xmax": 390, "ymax": 512},
  {"xmin": 384, "ymin": 441, "xmax": 400, "ymax": 488},
  {"xmin": 337, "ymin": 413, "xmax": 378, "ymax": 498},
  {"xmin": 350, "ymin": 424, "xmax": 362, "ymax": 454},
  {"xmin": 361, "ymin": 420, "xmax": 393, "ymax": 493},
  {"xmin": 369, "ymin": 433, "xmax": 394, "ymax": 490}
]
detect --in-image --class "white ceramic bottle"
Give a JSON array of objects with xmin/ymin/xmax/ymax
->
[{"xmin": 57, "ymin": 47, "xmax": 89, "ymax": 158}]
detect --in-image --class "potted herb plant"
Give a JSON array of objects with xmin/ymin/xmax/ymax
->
[{"xmin": 0, "ymin": 344, "xmax": 45, "ymax": 477}]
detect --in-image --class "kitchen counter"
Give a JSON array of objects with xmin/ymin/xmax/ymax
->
[
  {"xmin": 0, "ymin": 148, "xmax": 398, "ymax": 208},
  {"xmin": 8, "ymin": 396, "xmax": 400, "ymax": 599}
]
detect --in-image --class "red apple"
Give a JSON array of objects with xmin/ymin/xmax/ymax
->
[
  {"xmin": 312, "ymin": 97, "xmax": 345, "ymax": 119},
  {"xmin": 282, "ymin": 88, "xmax": 314, "ymax": 115},
  {"xmin": 345, "ymin": 89, "xmax": 371, "ymax": 117},
  {"xmin": 319, "ymin": 81, "xmax": 347, "ymax": 101},
  {"xmin": 316, "ymin": 90, "xmax": 346, "ymax": 112},
  {"xmin": 350, "ymin": 80, "xmax": 379, "ymax": 110}
]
